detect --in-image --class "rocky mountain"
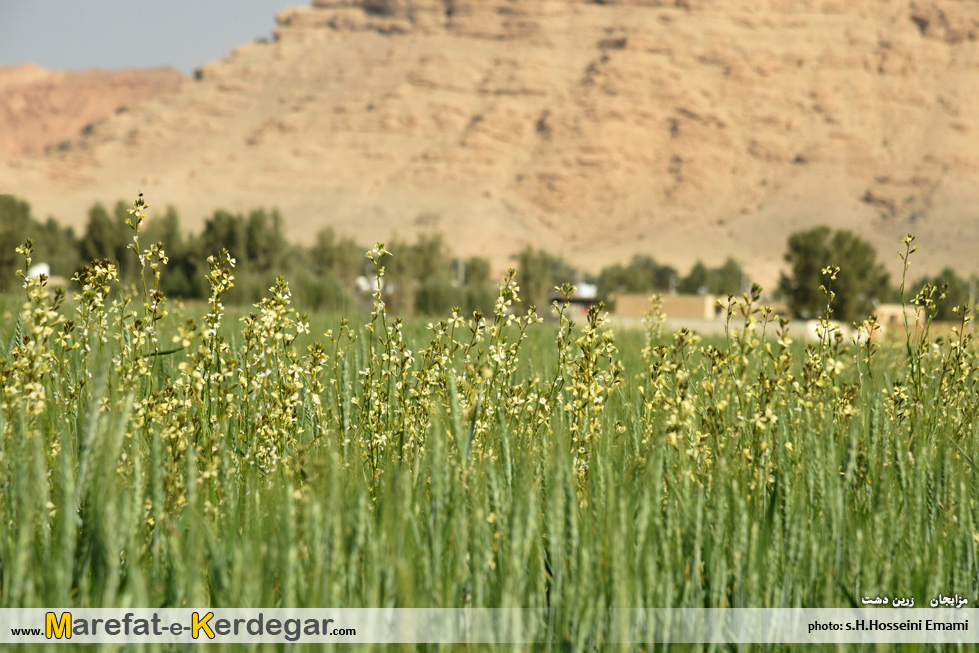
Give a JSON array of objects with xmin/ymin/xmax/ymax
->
[
  {"xmin": 0, "ymin": 64, "xmax": 185, "ymax": 157},
  {"xmin": 3, "ymin": 0, "xmax": 979, "ymax": 287}
]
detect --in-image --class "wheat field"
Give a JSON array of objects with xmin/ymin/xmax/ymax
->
[{"xmin": 0, "ymin": 198, "xmax": 976, "ymax": 650}]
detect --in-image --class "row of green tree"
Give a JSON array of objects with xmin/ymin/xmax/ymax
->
[
  {"xmin": 514, "ymin": 248, "xmax": 745, "ymax": 312},
  {"xmin": 551, "ymin": 228, "xmax": 977, "ymax": 321},
  {"xmin": 0, "ymin": 195, "xmax": 746, "ymax": 316},
  {"xmin": 778, "ymin": 226, "xmax": 978, "ymax": 321},
  {"xmin": 0, "ymin": 196, "xmax": 497, "ymax": 315},
  {"xmin": 1, "ymin": 195, "xmax": 974, "ymax": 321}
]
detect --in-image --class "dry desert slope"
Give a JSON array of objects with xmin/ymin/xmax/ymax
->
[
  {"xmin": 0, "ymin": 64, "xmax": 185, "ymax": 157},
  {"xmin": 2, "ymin": 0, "xmax": 979, "ymax": 287}
]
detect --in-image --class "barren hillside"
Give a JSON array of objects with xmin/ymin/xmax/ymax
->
[
  {"xmin": 3, "ymin": 0, "xmax": 979, "ymax": 287},
  {"xmin": 0, "ymin": 64, "xmax": 185, "ymax": 157}
]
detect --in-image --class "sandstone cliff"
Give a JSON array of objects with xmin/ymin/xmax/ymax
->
[
  {"xmin": 3, "ymin": 0, "xmax": 979, "ymax": 286},
  {"xmin": 0, "ymin": 65, "xmax": 185, "ymax": 157}
]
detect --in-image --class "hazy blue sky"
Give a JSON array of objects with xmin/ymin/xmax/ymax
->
[{"xmin": 0, "ymin": 0, "xmax": 303, "ymax": 75}]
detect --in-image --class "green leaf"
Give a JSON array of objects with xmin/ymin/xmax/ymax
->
[{"xmin": 5, "ymin": 313, "xmax": 22, "ymax": 358}]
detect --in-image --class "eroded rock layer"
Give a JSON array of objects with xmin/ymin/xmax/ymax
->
[
  {"xmin": 4, "ymin": 0, "xmax": 979, "ymax": 284},
  {"xmin": 0, "ymin": 65, "xmax": 185, "ymax": 157}
]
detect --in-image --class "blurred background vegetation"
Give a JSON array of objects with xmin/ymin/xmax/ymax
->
[{"xmin": 1, "ymin": 194, "xmax": 975, "ymax": 322}]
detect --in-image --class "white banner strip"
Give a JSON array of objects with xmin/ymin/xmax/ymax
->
[{"xmin": 0, "ymin": 608, "xmax": 975, "ymax": 644}]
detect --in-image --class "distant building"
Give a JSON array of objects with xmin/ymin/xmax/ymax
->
[
  {"xmin": 575, "ymin": 283, "xmax": 598, "ymax": 300},
  {"xmin": 611, "ymin": 293, "xmax": 721, "ymax": 321},
  {"xmin": 873, "ymin": 303, "xmax": 970, "ymax": 340},
  {"xmin": 549, "ymin": 285, "xmax": 602, "ymax": 316},
  {"xmin": 27, "ymin": 263, "xmax": 50, "ymax": 279},
  {"xmin": 874, "ymin": 303, "xmax": 917, "ymax": 331},
  {"xmin": 610, "ymin": 293, "xmax": 792, "ymax": 323},
  {"xmin": 26, "ymin": 262, "xmax": 69, "ymax": 288}
]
